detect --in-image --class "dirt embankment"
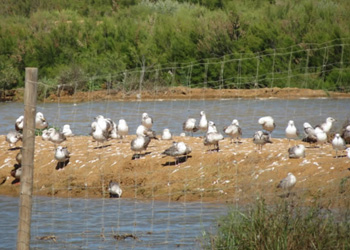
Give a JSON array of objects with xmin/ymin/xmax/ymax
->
[
  {"xmin": 6, "ymin": 87, "xmax": 350, "ymax": 103},
  {"xmin": 1, "ymin": 135, "xmax": 350, "ymax": 208}
]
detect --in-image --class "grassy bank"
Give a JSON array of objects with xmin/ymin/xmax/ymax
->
[
  {"xmin": 1, "ymin": 0, "xmax": 350, "ymax": 94},
  {"xmin": 203, "ymin": 199, "xmax": 350, "ymax": 249}
]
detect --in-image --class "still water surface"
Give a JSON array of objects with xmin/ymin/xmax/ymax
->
[
  {"xmin": 0, "ymin": 195, "xmax": 227, "ymax": 249},
  {"xmin": 1, "ymin": 98, "xmax": 349, "ymax": 138}
]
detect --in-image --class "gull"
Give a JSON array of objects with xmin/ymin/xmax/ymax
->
[
  {"xmin": 91, "ymin": 115, "xmax": 113, "ymax": 147},
  {"xmin": 302, "ymin": 122, "xmax": 317, "ymax": 145},
  {"xmin": 10, "ymin": 164, "xmax": 22, "ymax": 184},
  {"xmin": 346, "ymin": 148, "xmax": 350, "ymax": 159},
  {"xmin": 142, "ymin": 112, "xmax": 153, "ymax": 129},
  {"xmin": 315, "ymin": 117, "xmax": 336, "ymax": 134},
  {"xmin": 161, "ymin": 128, "xmax": 172, "ymax": 140},
  {"xmin": 204, "ymin": 121, "xmax": 224, "ymax": 152},
  {"xmin": 183, "ymin": 118, "xmax": 198, "ymax": 136},
  {"xmin": 162, "ymin": 141, "xmax": 192, "ymax": 165},
  {"xmin": 16, "ymin": 151, "xmax": 22, "ymax": 165},
  {"xmin": 109, "ymin": 120, "xmax": 119, "ymax": 139},
  {"xmin": 35, "ymin": 112, "xmax": 48, "ymax": 130},
  {"xmin": 131, "ymin": 135, "xmax": 152, "ymax": 159},
  {"xmin": 315, "ymin": 126, "xmax": 327, "ymax": 147},
  {"xmin": 41, "ymin": 129, "xmax": 51, "ymax": 141},
  {"xmin": 6, "ymin": 131, "xmax": 22, "ymax": 148},
  {"xmin": 288, "ymin": 145, "xmax": 305, "ymax": 159},
  {"xmin": 108, "ymin": 181, "xmax": 122, "ymax": 198},
  {"xmin": 223, "ymin": 119, "xmax": 242, "ymax": 144},
  {"xmin": 15, "ymin": 115, "xmax": 24, "ymax": 131},
  {"xmin": 253, "ymin": 130, "xmax": 272, "ymax": 151},
  {"xmin": 258, "ymin": 116, "xmax": 276, "ymax": 134},
  {"xmin": 198, "ymin": 111, "xmax": 208, "ymax": 134},
  {"xmin": 117, "ymin": 119, "xmax": 129, "ymax": 139},
  {"xmin": 332, "ymin": 133, "xmax": 346, "ymax": 158},
  {"xmin": 341, "ymin": 125, "xmax": 350, "ymax": 144},
  {"xmin": 277, "ymin": 172, "xmax": 296, "ymax": 197},
  {"xmin": 136, "ymin": 124, "xmax": 157, "ymax": 139},
  {"xmin": 285, "ymin": 120, "xmax": 299, "ymax": 144},
  {"xmin": 48, "ymin": 128, "xmax": 67, "ymax": 147},
  {"xmin": 62, "ymin": 124, "xmax": 74, "ymax": 137},
  {"xmin": 54, "ymin": 146, "xmax": 70, "ymax": 170}
]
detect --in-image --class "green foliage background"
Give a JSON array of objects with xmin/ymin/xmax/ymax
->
[{"xmin": 1, "ymin": 0, "xmax": 349, "ymax": 92}]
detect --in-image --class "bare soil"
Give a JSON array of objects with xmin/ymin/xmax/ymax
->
[
  {"xmin": 42, "ymin": 87, "xmax": 350, "ymax": 102},
  {"xmin": 1, "ymin": 135, "xmax": 349, "ymax": 208}
]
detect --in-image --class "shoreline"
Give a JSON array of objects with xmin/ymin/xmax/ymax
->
[{"xmin": 4, "ymin": 87, "xmax": 350, "ymax": 103}]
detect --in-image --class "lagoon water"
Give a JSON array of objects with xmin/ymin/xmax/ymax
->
[
  {"xmin": 1, "ymin": 195, "xmax": 227, "ymax": 249},
  {"xmin": 1, "ymin": 98, "xmax": 349, "ymax": 137}
]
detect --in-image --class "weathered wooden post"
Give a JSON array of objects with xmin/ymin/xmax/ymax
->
[{"xmin": 16, "ymin": 67, "xmax": 38, "ymax": 250}]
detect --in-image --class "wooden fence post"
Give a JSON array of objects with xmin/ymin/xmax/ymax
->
[{"xmin": 16, "ymin": 67, "xmax": 38, "ymax": 250}]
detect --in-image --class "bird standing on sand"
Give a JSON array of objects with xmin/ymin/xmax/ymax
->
[
  {"xmin": 91, "ymin": 115, "xmax": 113, "ymax": 147},
  {"xmin": 183, "ymin": 118, "xmax": 198, "ymax": 136},
  {"xmin": 136, "ymin": 124, "xmax": 157, "ymax": 139},
  {"xmin": 142, "ymin": 113, "xmax": 153, "ymax": 129},
  {"xmin": 341, "ymin": 125, "xmax": 350, "ymax": 144},
  {"xmin": 204, "ymin": 121, "xmax": 224, "ymax": 152},
  {"xmin": 332, "ymin": 133, "xmax": 346, "ymax": 158},
  {"xmin": 41, "ymin": 129, "xmax": 51, "ymax": 141},
  {"xmin": 223, "ymin": 119, "xmax": 242, "ymax": 144},
  {"xmin": 285, "ymin": 120, "xmax": 299, "ymax": 143},
  {"xmin": 11, "ymin": 165, "xmax": 21, "ymax": 181},
  {"xmin": 288, "ymin": 144, "xmax": 305, "ymax": 159},
  {"xmin": 6, "ymin": 131, "xmax": 22, "ymax": 148},
  {"xmin": 48, "ymin": 128, "xmax": 67, "ymax": 147},
  {"xmin": 315, "ymin": 117, "xmax": 336, "ymax": 135},
  {"xmin": 277, "ymin": 172, "xmax": 296, "ymax": 197},
  {"xmin": 161, "ymin": 128, "xmax": 172, "ymax": 140},
  {"xmin": 130, "ymin": 135, "xmax": 152, "ymax": 159},
  {"xmin": 108, "ymin": 181, "xmax": 122, "ymax": 198},
  {"xmin": 117, "ymin": 119, "xmax": 129, "ymax": 139},
  {"xmin": 55, "ymin": 146, "xmax": 70, "ymax": 162},
  {"xmin": 253, "ymin": 130, "xmax": 272, "ymax": 151},
  {"xmin": 62, "ymin": 124, "xmax": 74, "ymax": 137},
  {"xmin": 303, "ymin": 122, "xmax": 317, "ymax": 145},
  {"xmin": 35, "ymin": 112, "xmax": 48, "ymax": 129},
  {"xmin": 15, "ymin": 115, "xmax": 24, "ymax": 131},
  {"xmin": 162, "ymin": 141, "xmax": 192, "ymax": 164},
  {"xmin": 198, "ymin": 111, "xmax": 208, "ymax": 134},
  {"xmin": 54, "ymin": 146, "xmax": 70, "ymax": 170},
  {"xmin": 258, "ymin": 116, "xmax": 276, "ymax": 134}
]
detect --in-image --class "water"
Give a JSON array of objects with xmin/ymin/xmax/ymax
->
[
  {"xmin": 1, "ymin": 98, "xmax": 350, "ymax": 138},
  {"xmin": 0, "ymin": 195, "xmax": 227, "ymax": 249}
]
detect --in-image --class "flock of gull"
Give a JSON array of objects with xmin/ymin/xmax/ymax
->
[{"xmin": 4, "ymin": 110, "xmax": 350, "ymax": 197}]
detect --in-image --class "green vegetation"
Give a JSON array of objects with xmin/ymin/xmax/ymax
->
[
  {"xmin": 202, "ymin": 199, "xmax": 350, "ymax": 249},
  {"xmin": 1, "ymin": 0, "xmax": 350, "ymax": 94}
]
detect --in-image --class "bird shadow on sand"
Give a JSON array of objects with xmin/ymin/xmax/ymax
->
[
  {"xmin": 8, "ymin": 147, "xmax": 22, "ymax": 151},
  {"xmin": 55, "ymin": 159, "xmax": 70, "ymax": 170},
  {"xmin": 162, "ymin": 155, "xmax": 192, "ymax": 166},
  {"xmin": 11, "ymin": 179, "xmax": 20, "ymax": 185},
  {"xmin": 94, "ymin": 144, "xmax": 112, "ymax": 150},
  {"xmin": 333, "ymin": 154, "xmax": 347, "ymax": 158},
  {"xmin": 131, "ymin": 152, "xmax": 151, "ymax": 160},
  {"xmin": 278, "ymin": 192, "xmax": 296, "ymax": 198}
]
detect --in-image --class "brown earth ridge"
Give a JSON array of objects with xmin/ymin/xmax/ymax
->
[{"xmin": 2, "ymin": 87, "xmax": 350, "ymax": 102}]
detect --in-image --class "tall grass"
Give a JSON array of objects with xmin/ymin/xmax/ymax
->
[{"xmin": 203, "ymin": 199, "xmax": 350, "ymax": 249}]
